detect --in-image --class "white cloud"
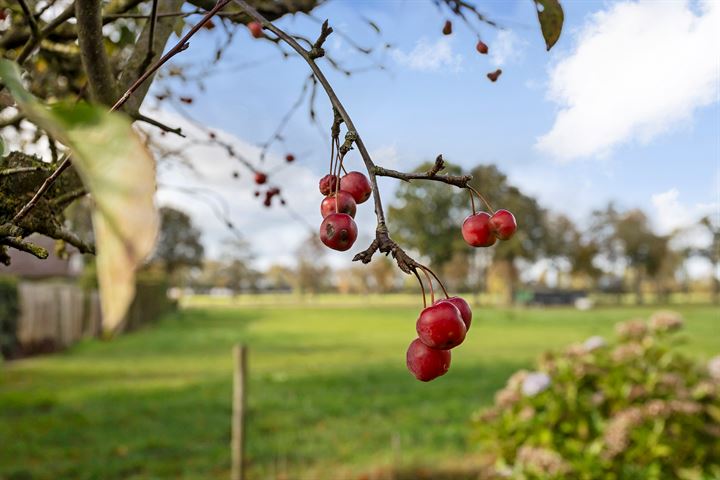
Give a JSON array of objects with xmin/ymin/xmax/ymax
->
[
  {"xmin": 392, "ymin": 37, "xmax": 463, "ymax": 72},
  {"xmin": 536, "ymin": 0, "xmax": 720, "ymax": 161},
  {"xmin": 650, "ymin": 188, "xmax": 718, "ymax": 238},
  {"xmin": 490, "ymin": 30, "xmax": 526, "ymax": 67}
]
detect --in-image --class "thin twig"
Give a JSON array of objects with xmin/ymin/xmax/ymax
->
[
  {"xmin": 135, "ymin": 113, "xmax": 185, "ymax": 137},
  {"xmin": 141, "ymin": 0, "xmax": 161, "ymax": 72},
  {"xmin": 17, "ymin": 0, "xmax": 40, "ymax": 39},
  {"xmin": 112, "ymin": 0, "xmax": 231, "ymax": 112}
]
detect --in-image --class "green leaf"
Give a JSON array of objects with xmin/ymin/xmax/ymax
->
[
  {"xmin": 0, "ymin": 59, "xmax": 159, "ymax": 335},
  {"xmin": 534, "ymin": 0, "xmax": 564, "ymax": 51}
]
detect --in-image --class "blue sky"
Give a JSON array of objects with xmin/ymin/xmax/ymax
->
[{"xmin": 151, "ymin": 0, "xmax": 720, "ymax": 268}]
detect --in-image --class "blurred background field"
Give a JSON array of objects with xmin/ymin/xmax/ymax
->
[{"xmin": 1, "ymin": 299, "xmax": 718, "ymax": 480}]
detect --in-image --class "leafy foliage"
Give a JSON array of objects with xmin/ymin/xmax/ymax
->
[{"xmin": 472, "ymin": 312, "xmax": 720, "ymax": 479}]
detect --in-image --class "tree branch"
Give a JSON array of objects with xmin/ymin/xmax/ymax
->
[
  {"xmin": 231, "ymin": 1, "xmax": 449, "ymax": 274},
  {"xmin": 373, "ymin": 155, "xmax": 472, "ymax": 187},
  {"xmin": 75, "ymin": 0, "xmax": 118, "ymax": 106},
  {"xmin": 232, "ymin": 1, "xmax": 388, "ymax": 231}
]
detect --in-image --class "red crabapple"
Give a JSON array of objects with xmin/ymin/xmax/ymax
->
[
  {"xmin": 435, "ymin": 296, "xmax": 472, "ymax": 330},
  {"xmin": 254, "ymin": 172, "xmax": 267, "ymax": 185},
  {"xmin": 285, "ymin": 154, "xmax": 295, "ymax": 162},
  {"xmin": 406, "ymin": 338, "xmax": 451, "ymax": 382},
  {"xmin": 489, "ymin": 209, "xmax": 517, "ymax": 241},
  {"xmin": 319, "ymin": 213, "xmax": 358, "ymax": 251},
  {"xmin": 416, "ymin": 302, "xmax": 466, "ymax": 350},
  {"xmin": 476, "ymin": 40, "xmax": 488, "ymax": 54},
  {"xmin": 442, "ymin": 20, "xmax": 452, "ymax": 35},
  {"xmin": 321, "ymin": 191, "xmax": 357, "ymax": 218},
  {"xmin": 248, "ymin": 21, "xmax": 263, "ymax": 38},
  {"xmin": 340, "ymin": 171, "xmax": 372, "ymax": 204},
  {"xmin": 319, "ymin": 174, "xmax": 339, "ymax": 196},
  {"xmin": 462, "ymin": 212, "xmax": 496, "ymax": 247}
]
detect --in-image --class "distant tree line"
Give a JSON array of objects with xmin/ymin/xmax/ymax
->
[{"xmin": 144, "ymin": 164, "xmax": 718, "ymax": 305}]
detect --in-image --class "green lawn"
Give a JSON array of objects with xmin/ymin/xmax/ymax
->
[{"xmin": 1, "ymin": 301, "xmax": 718, "ymax": 480}]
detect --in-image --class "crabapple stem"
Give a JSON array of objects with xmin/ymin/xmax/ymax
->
[
  {"xmin": 421, "ymin": 265, "xmax": 450, "ymax": 299},
  {"xmin": 468, "ymin": 186, "xmax": 494, "ymax": 213},
  {"xmin": 413, "ymin": 268, "xmax": 427, "ymax": 309},
  {"xmin": 420, "ymin": 266, "xmax": 435, "ymax": 305},
  {"xmin": 469, "ymin": 189, "xmax": 476, "ymax": 215}
]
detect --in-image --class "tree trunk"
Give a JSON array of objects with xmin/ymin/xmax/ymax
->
[{"xmin": 634, "ymin": 268, "xmax": 644, "ymax": 305}]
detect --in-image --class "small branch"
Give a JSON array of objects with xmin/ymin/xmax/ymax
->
[
  {"xmin": 1, "ymin": 236, "xmax": 49, "ymax": 259},
  {"xmin": 135, "ymin": 113, "xmax": 185, "ymax": 137},
  {"xmin": 12, "ymin": 154, "xmax": 72, "ymax": 224},
  {"xmin": 17, "ymin": 0, "xmax": 40, "ymax": 40},
  {"xmin": 112, "ymin": 0, "xmax": 231, "ymax": 112},
  {"xmin": 0, "ymin": 166, "xmax": 44, "ymax": 176},
  {"xmin": 51, "ymin": 187, "xmax": 88, "ymax": 207},
  {"xmin": 308, "ymin": 20, "xmax": 332, "ymax": 59},
  {"xmin": 140, "ymin": 0, "xmax": 161, "ymax": 72},
  {"xmin": 373, "ymin": 155, "xmax": 472, "ymax": 188},
  {"xmin": 352, "ymin": 229, "xmax": 421, "ymax": 274}
]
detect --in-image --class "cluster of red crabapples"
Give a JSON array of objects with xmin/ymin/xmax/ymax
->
[
  {"xmin": 317, "ymin": 170, "xmax": 372, "ymax": 251},
  {"xmin": 461, "ymin": 186, "xmax": 517, "ymax": 248},
  {"xmin": 406, "ymin": 268, "xmax": 473, "ymax": 382}
]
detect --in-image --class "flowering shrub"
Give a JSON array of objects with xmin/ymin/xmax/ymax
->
[{"xmin": 472, "ymin": 311, "xmax": 720, "ymax": 479}]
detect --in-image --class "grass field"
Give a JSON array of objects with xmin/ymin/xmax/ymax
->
[{"xmin": 1, "ymin": 300, "xmax": 718, "ymax": 480}]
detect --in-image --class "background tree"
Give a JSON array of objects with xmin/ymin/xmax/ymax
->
[
  {"xmin": 152, "ymin": 206, "xmax": 204, "ymax": 277},
  {"xmin": 694, "ymin": 215, "xmax": 720, "ymax": 304},
  {"xmin": 388, "ymin": 162, "xmax": 468, "ymax": 269},
  {"xmin": 218, "ymin": 236, "xmax": 258, "ymax": 294}
]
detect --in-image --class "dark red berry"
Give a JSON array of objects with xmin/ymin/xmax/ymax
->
[
  {"xmin": 319, "ymin": 174, "xmax": 339, "ymax": 196},
  {"xmin": 487, "ymin": 69, "xmax": 502, "ymax": 82},
  {"xmin": 319, "ymin": 213, "xmax": 358, "ymax": 251},
  {"xmin": 203, "ymin": 19, "xmax": 216, "ymax": 30},
  {"xmin": 462, "ymin": 212, "xmax": 496, "ymax": 247},
  {"xmin": 435, "ymin": 297, "xmax": 472, "ymax": 330},
  {"xmin": 406, "ymin": 338, "xmax": 451, "ymax": 382},
  {"xmin": 285, "ymin": 154, "xmax": 295, "ymax": 163},
  {"xmin": 254, "ymin": 172, "xmax": 267, "ymax": 185},
  {"xmin": 489, "ymin": 209, "xmax": 517, "ymax": 241},
  {"xmin": 416, "ymin": 302, "xmax": 466, "ymax": 350},
  {"xmin": 340, "ymin": 171, "xmax": 372, "ymax": 204},
  {"xmin": 179, "ymin": 96, "xmax": 193, "ymax": 104},
  {"xmin": 442, "ymin": 20, "xmax": 452, "ymax": 35},
  {"xmin": 254, "ymin": 191, "xmax": 260, "ymax": 197},
  {"xmin": 321, "ymin": 191, "xmax": 357, "ymax": 218},
  {"xmin": 476, "ymin": 40, "xmax": 488, "ymax": 54},
  {"xmin": 248, "ymin": 21, "xmax": 263, "ymax": 39}
]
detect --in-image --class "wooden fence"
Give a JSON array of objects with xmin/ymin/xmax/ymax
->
[
  {"xmin": 16, "ymin": 282, "xmax": 101, "ymax": 352},
  {"xmin": 12, "ymin": 279, "xmax": 173, "ymax": 356}
]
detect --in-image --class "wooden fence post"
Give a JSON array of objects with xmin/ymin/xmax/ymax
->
[{"xmin": 231, "ymin": 344, "xmax": 247, "ymax": 480}]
